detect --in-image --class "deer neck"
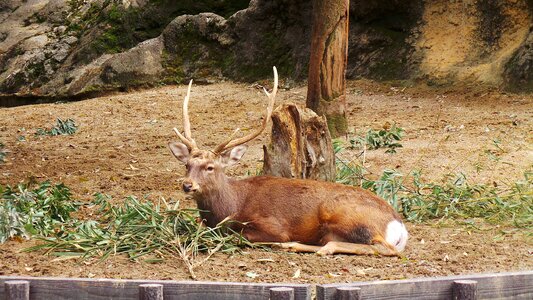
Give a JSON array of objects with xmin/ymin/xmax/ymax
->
[{"xmin": 193, "ymin": 175, "xmax": 242, "ymax": 227}]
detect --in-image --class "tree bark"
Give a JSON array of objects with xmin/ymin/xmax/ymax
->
[
  {"xmin": 263, "ymin": 104, "xmax": 335, "ymax": 182},
  {"xmin": 306, "ymin": 0, "xmax": 349, "ymax": 138}
]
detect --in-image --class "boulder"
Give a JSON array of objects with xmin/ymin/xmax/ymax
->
[
  {"xmin": 1, "ymin": 0, "xmax": 533, "ymax": 100},
  {"xmin": 503, "ymin": 29, "xmax": 533, "ymax": 91}
]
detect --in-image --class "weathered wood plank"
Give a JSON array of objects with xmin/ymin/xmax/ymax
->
[
  {"xmin": 0, "ymin": 277, "xmax": 311, "ymax": 300},
  {"xmin": 453, "ymin": 280, "xmax": 477, "ymax": 300},
  {"xmin": 139, "ymin": 284, "xmax": 163, "ymax": 300},
  {"xmin": 270, "ymin": 287, "xmax": 294, "ymax": 300},
  {"xmin": 335, "ymin": 287, "xmax": 361, "ymax": 300},
  {"xmin": 317, "ymin": 271, "xmax": 533, "ymax": 300},
  {"xmin": 4, "ymin": 280, "xmax": 29, "ymax": 300}
]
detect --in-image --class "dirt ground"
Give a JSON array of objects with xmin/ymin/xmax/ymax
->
[{"xmin": 0, "ymin": 80, "xmax": 531, "ymax": 283}]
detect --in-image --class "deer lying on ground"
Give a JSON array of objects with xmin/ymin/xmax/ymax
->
[{"xmin": 168, "ymin": 67, "xmax": 408, "ymax": 256}]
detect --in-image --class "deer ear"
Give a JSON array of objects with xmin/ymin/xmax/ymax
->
[
  {"xmin": 169, "ymin": 142, "xmax": 190, "ymax": 163},
  {"xmin": 220, "ymin": 145, "xmax": 248, "ymax": 167}
]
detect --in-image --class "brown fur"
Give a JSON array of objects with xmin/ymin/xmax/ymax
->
[
  {"xmin": 231, "ymin": 176, "xmax": 401, "ymax": 245},
  {"xmin": 169, "ymin": 146, "xmax": 406, "ymax": 255}
]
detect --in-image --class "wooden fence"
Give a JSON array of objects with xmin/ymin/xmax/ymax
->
[
  {"xmin": 317, "ymin": 271, "xmax": 533, "ymax": 300},
  {"xmin": 1, "ymin": 271, "xmax": 532, "ymax": 300},
  {"xmin": 0, "ymin": 277, "xmax": 311, "ymax": 300}
]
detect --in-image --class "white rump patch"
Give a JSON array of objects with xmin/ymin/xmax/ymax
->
[{"xmin": 385, "ymin": 220, "xmax": 408, "ymax": 252}]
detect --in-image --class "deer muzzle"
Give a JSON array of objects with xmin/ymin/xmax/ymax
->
[{"xmin": 182, "ymin": 179, "xmax": 199, "ymax": 193}]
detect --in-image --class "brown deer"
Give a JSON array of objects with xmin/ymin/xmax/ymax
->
[{"xmin": 168, "ymin": 67, "xmax": 408, "ymax": 256}]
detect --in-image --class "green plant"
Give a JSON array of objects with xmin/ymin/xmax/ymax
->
[
  {"xmin": 334, "ymin": 140, "xmax": 368, "ymax": 186},
  {"xmin": 36, "ymin": 118, "xmax": 78, "ymax": 136},
  {"xmin": 0, "ymin": 142, "xmax": 6, "ymax": 163},
  {"xmin": 351, "ymin": 124, "xmax": 404, "ymax": 153},
  {"xmin": 334, "ymin": 143, "xmax": 532, "ymax": 228},
  {"xmin": 363, "ymin": 169, "xmax": 405, "ymax": 212},
  {"xmin": 0, "ymin": 181, "xmax": 79, "ymax": 243},
  {"xmin": 26, "ymin": 194, "xmax": 253, "ymax": 278},
  {"xmin": 401, "ymin": 171, "xmax": 532, "ymax": 227}
]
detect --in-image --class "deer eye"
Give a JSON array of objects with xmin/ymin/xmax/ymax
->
[{"xmin": 206, "ymin": 165, "xmax": 215, "ymax": 172}]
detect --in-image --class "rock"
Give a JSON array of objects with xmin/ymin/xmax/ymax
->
[
  {"xmin": 63, "ymin": 36, "xmax": 78, "ymax": 45},
  {"xmin": 161, "ymin": 13, "xmax": 231, "ymax": 83},
  {"xmin": 2, "ymin": 0, "xmax": 533, "ymax": 99},
  {"xmin": 503, "ymin": 30, "xmax": 533, "ymax": 91},
  {"xmin": 44, "ymin": 61, "xmax": 55, "ymax": 76},
  {"xmin": 52, "ymin": 44, "xmax": 70, "ymax": 62},
  {"xmin": 99, "ymin": 37, "xmax": 164, "ymax": 87},
  {"xmin": 23, "ymin": 34, "xmax": 49, "ymax": 50},
  {"xmin": 54, "ymin": 26, "xmax": 67, "ymax": 35}
]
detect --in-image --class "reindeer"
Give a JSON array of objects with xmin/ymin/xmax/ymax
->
[{"xmin": 168, "ymin": 67, "xmax": 408, "ymax": 256}]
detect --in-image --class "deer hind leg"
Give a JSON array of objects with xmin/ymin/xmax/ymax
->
[
  {"xmin": 316, "ymin": 241, "xmax": 399, "ymax": 256},
  {"xmin": 270, "ymin": 240, "xmax": 397, "ymax": 256},
  {"xmin": 316, "ymin": 227, "xmax": 400, "ymax": 256}
]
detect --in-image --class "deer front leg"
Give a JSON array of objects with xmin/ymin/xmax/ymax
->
[{"xmin": 275, "ymin": 242, "xmax": 323, "ymax": 253}]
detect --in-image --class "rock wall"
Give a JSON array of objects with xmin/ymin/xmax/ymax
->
[{"xmin": 1, "ymin": 0, "xmax": 533, "ymax": 101}]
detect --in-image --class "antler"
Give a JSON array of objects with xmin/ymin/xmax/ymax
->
[
  {"xmin": 173, "ymin": 80, "xmax": 198, "ymax": 151},
  {"xmin": 213, "ymin": 66, "xmax": 278, "ymax": 154}
]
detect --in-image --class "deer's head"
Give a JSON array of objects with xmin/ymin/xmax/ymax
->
[{"xmin": 169, "ymin": 67, "xmax": 278, "ymax": 195}]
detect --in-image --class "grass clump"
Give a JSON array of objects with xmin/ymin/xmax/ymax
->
[
  {"xmin": 25, "ymin": 193, "xmax": 252, "ymax": 278},
  {"xmin": 334, "ymin": 141, "xmax": 532, "ymax": 228},
  {"xmin": 0, "ymin": 181, "xmax": 79, "ymax": 243},
  {"xmin": 350, "ymin": 123, "xmax": 404, "ymax": 153},
  {"xmin": 36, "ymin": 118, "xmax": 78, "ymax": 136},
  {"xmin": 0, "ymin": 142, "xmax": 6, "ymax": 163},
  {"xmin": 334, "ymin": 139, "xmax": 368, "ymax": 186},
  {"xmin": 2, "ymin": 180, "xmax": 252, "ymax": 278},
  {"xmin": 400, "ymin": 171, "xmax": 532, "ymax": 227}
]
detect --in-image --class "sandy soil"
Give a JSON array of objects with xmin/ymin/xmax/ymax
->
[{"xmin": 0, "ymin": 80, "xmax": 532, "ymax": 283}]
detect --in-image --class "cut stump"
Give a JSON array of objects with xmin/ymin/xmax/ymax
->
[{"xmin": 263, "ymin": 103, "xmax": 335, "ymax": 182}]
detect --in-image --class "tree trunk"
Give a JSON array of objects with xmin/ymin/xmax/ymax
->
[
  {"xmin": 306, "ymin": 0, "xmax": 349, "ymax": 138},
  {"xmin": 263, "ymin": 104, "xmax": 335, "ymax": 182}
]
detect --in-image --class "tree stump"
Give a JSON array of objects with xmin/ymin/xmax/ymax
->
[{"xmin": 263, "ymin": 103, "xmax": 336, "ymax": 181}]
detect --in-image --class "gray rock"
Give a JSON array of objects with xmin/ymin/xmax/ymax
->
[
  {"xmin": 2, "ymin": 0, "xmax": 533, "ymax": 98},
  {"xmin": 63, "ymin": 36, "xmax": 78, "ymax": 45},
  {"xmin": 503, "ymin": 30, "xmax": 533, "ymax": 91},
  {"xmin": 53, "ymin": 45, "xmax": 70, "ymax": 62},
  {"xmin": 44, "ymin": 60, "xmax": 55, "ymax": 75},
  {"xmin": 99, "ymin": 37, "xmax": 164, "ymax": 87},
  {"xmin": 54, "ymin": 26, "xmax": 67, "ymax": 35}
]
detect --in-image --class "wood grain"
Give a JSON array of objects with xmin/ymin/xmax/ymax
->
[
  {"xmin": 0, "ymin": 277, "xmax": 311, "ymax": 300},
  {"xmin": 317, "ymin": 271, "xmax": 533, "ymax": 300}
]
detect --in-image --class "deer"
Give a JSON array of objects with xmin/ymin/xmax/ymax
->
[{"xmin": 168, "ymin": 67, "xmax": 408, "ymax": 256}]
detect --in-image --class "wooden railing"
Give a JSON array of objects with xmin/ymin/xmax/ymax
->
[
  {"xmin": 317, "ymin": 271, "xmax": 533, "ymax": 300},
  {"xmin": 1, "ymin": 271, "xmax": 532, "ymax": 300},
  {"xmin": 0, "ymin": 277, "xmax": 311, "ymax": 300}
]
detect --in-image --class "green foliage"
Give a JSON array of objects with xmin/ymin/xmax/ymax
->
[
  {"xmin": 1, "ymin": 179, "xmax": 252, "ymax": 277},
  {"xmin": 25, "ymin": 193, "xmax": 253, "ymax": 278},
  {"xmin": 401, "ymin": 171, "xmax": 532, "ymax": 227},
  {"xmin": 333, "ymin": 140, "xmax": 367, "ymax": 186},
  {"xmin": 0, "ymin": 182, "xmax": 79, "ymax": 243},
  {"xmin": 363, "ymin": 169, "xmax": 405, "ymax": 212},
  {"xmin": 36, "ymin": 118, "xmax": 78, "ymax": 136},
  {"xmin": 334, "ymin": 142, "xmax": 532, "ymax": 228},
  {"xmin": 0, "ymin": 142, "xmax": 6, "ymax": 163},
  {"xmin": 351, "ymin": 124, "xmax": 404, "ymax": 153}
]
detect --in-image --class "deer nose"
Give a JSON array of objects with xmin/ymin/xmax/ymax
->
[{"xmin": 183, "ymin": 182, "xmax": 193, "ymax": 193}]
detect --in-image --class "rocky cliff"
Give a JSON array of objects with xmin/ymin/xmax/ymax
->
[{"xmin": 1, "ymin": 0, "xmax": 532, "ymax": 101}]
